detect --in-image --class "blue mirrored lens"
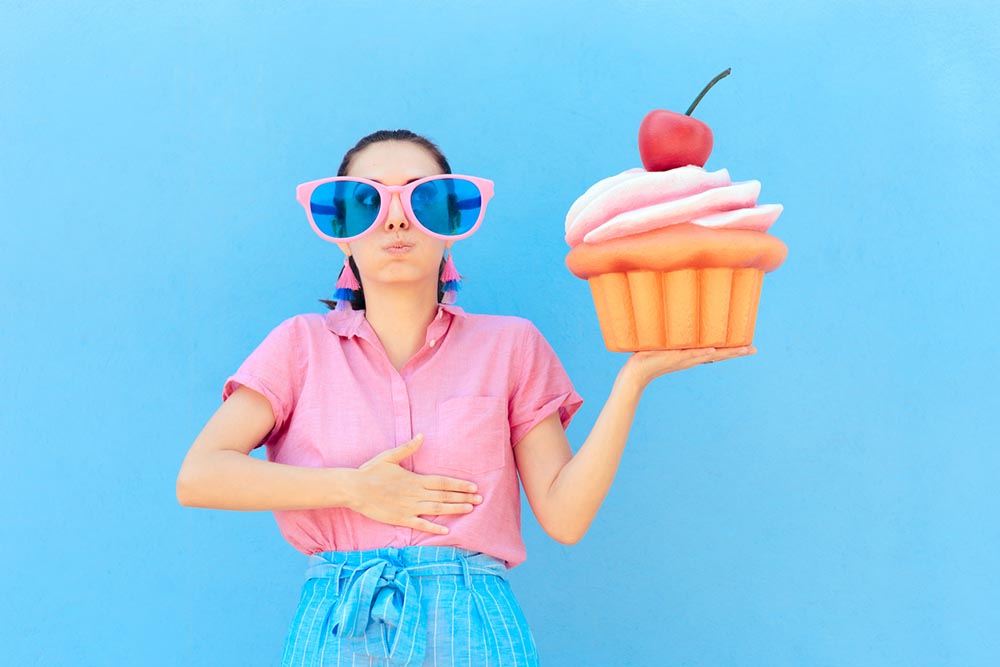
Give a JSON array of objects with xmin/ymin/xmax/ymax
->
[
  {"xmin": 309, "ymin": 181, "xmax": 380, "ymax": 238},
  {"xmin": 411, "ymin": 177, "xmax": 482, "ymax": 236}
]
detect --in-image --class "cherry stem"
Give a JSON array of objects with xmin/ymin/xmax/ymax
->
[{"xmin": 685, "ymin": 67, "xmax": 732, "ymax": 116}]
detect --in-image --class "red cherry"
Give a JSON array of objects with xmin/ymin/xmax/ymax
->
[
  {"xmin": 638, "ymin": 110, "xmax": 713, "ymax": 171},
  {"xmin": 637, "ymin": 68, "xmax": 731, "ymax": 172}
]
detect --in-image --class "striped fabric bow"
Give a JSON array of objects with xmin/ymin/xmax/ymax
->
[
  {"xmin": 305, "ymin": 549, "xmax": 509, "ymax": 666},
  {"xmin": 329, "ymin": 557, "xmax": 426, "ymax": 666}
]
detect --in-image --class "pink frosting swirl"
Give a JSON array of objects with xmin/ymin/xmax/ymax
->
[{"xmin": 565, "ymin": 165, "xmax": 783, "ymax": 247}]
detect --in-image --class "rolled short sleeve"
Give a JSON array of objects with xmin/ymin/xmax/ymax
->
[
  {"xmin": 508, "ymin": 321, "xmax": 584, "ymax": 448},
  {"xmin": 221, "ymin": 316, "xmax": 304, "ymax": 448}
]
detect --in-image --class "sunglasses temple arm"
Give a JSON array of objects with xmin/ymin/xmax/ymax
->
[
  {"xmin": 455, "ymin": 196, "xmax": 482, "ymax": 211},
  {"xmin": 310, "ymin": 203, "xmax": 339, "ymax": 215}
]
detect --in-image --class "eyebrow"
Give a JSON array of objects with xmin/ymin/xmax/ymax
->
[{"xmin": 368, "ymin": 176, "xmax": 425, "ymax": 185}]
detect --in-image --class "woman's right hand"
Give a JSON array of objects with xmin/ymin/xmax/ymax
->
[{"xmin": 350, "ymin": 433, "xmax": 483, "ymax": 535}]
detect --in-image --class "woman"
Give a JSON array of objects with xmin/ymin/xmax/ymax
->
[{"xmin": 176, "ymin": 129, "xmax": 754, "ymax": 666}]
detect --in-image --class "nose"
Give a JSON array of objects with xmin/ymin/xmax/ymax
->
[{"xmin": 383, "ymin": 191, "xmax": 409, "ymax": 231}]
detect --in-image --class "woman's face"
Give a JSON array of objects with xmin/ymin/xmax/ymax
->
[{"xmin": 336, "ymin": 140, "xmax": 451, "ymax": 293}]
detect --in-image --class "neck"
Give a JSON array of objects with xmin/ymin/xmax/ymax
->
[{"xmin": 360, "ymin": 278, "xmax": 440, "ymax": 343}]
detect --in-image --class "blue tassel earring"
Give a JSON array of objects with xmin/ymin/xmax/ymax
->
[
  {"xmin": 440, "ymin": 249, "xmax": 462, "ymax": 304},
  {"xmin": 333, "ymin": 256, "xmax": 360, "ymax": 311}
]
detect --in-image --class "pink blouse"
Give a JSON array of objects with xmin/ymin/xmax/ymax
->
[{"xmin": 221, "ymin": 303, "xmax": 584, "ymax": 569}]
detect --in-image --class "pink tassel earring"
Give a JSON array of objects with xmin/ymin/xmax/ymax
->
[
  {"xmin": 333, "ymin": 256, "xmax": 361, "ymax": 311},
  {"xmin": 440, "ymin": 249, "xmax": 462, "ymax": 305}
]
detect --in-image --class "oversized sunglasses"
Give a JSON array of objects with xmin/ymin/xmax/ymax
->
[{"xmin": 295, "ymin": 174, "xmax": 495, "ymax": 243}]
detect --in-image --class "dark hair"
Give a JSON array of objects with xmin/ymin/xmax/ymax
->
[{"xmin": 318, "ymin": 129, "xmax": 456, "ymax": 311}]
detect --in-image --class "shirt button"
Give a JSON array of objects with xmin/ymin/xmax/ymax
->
[{"xmin": 429, "ymin": 338, "xmax": 436, "ymax": 347}]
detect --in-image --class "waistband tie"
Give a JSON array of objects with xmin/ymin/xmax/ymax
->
[{"xmin": 305, "ymin": 547, "xmax": 507, "ymax": 667}]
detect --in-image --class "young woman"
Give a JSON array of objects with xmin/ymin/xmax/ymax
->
[{"xmin": 176, "ymin": 129, "xmax": 754, "ymax": 666}]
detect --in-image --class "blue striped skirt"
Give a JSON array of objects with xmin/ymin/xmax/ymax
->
[{"xmin": 280, "ymin": 545, "xmax": 539, "ymax": 666}]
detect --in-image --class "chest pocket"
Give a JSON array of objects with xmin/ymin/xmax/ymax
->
[{"xmin": 428, "ymin": 395, "xmax": 510, "ymax": 476}]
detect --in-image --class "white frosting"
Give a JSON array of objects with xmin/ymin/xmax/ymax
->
[{"xmin": 565, "ymin": 165, "xmax": 782, "ymax": 246}]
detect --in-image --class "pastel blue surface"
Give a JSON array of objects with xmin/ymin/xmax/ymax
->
[{"xmin": 2, "ymin": 1, "xmax": 997, "ymax": 665}]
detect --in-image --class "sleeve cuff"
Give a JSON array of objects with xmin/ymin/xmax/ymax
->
[
  {"xmin": 222, "ymin": 372, "xmax": 286, "ymax": 447},
  {"xmin": 510, "ymin": 390, "xmax": 585, "ymax": 448}
]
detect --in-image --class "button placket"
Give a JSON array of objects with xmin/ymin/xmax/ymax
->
[
  {"xmin": 425, "ymin": 315, "xmax": 447, "ymax": 351},
  {"xmin": 390, "ymin": 373, "xmax": 414, "ymax": 545},
  {"xmin": 391, "ymin": 376, "xmax": 412, "ymax": 452}
]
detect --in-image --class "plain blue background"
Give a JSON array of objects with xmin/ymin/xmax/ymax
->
[{"xmin": 2, "ymin": 1, "xmax": 997, "ymax": 665}]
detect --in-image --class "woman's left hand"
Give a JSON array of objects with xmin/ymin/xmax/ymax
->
[{"xmin": 623, "ymin": 345, "xmax": 757, "ymax": 390}]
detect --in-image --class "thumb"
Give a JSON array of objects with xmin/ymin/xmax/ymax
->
[{"xmin": 383, "ymin": 433, "xmax": 423, "ymax": 463}]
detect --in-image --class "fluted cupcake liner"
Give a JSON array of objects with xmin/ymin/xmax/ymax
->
[{"xmin": 586, "ymin": 267, "xmax": 765, "ymax": 351}]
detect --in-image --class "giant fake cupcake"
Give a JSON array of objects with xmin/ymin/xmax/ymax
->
[{"xmin": 564, "ymin": 69, "xmax": 788, "ymax": 352}]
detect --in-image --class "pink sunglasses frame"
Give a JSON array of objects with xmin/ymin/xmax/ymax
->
[{"xmin": 295, "ymin": 174, "xmax": 495, "ymax": 244}]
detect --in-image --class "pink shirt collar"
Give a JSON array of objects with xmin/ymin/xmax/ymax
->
[{"xmin": 324, "ymin": 303, "xmax": 468, "ymax": 340}]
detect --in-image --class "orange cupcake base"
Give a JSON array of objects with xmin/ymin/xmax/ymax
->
[{"xmin": 586, "ymin": 266, "xmax": 765, "ymax": 351}]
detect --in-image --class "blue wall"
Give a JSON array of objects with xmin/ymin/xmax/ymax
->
[{"xmin": 2, "ymin": 1, "xmax": 998, "ymax": 665}]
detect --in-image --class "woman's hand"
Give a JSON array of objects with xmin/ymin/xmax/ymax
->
[
  {"xmin": 623, "ymin": 345, "xmax": 757, "ymax": 390},
  {"xmin": 349, "ymin": 434, "xmax": 483, "ymax": 535}
]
